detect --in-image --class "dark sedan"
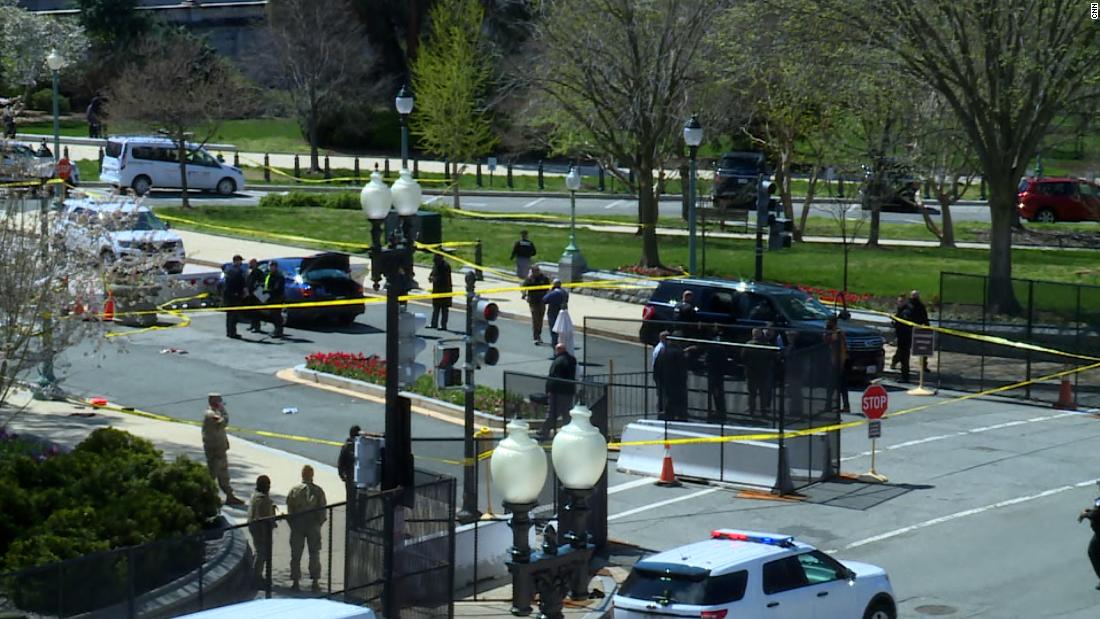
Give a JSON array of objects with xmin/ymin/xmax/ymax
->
[{"xmin": 225, "ymin": 253, "xmax": 366, "ymax": 326}]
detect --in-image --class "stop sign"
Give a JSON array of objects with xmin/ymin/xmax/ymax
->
[
  {"xmin": 55, "ymin": 158, "xmax": 72, "ymax": 180},
  {"xmin": 861, "ymin": 384, "xmax": 889, "ymax": 420}
]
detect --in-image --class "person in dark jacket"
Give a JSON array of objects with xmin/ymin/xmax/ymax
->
[
  {"xmin": 907, "ymin": 289, "xmax": 930, "ymax": 371},
  {"xmin": 510, "ymin": 230, "xmax": 537, "ymax": 279},
  {"xmin": 222, "ymin": 255, "xmax": 247, "ymax": 339},
  {"xmin": 654, "ymin": 341, "xmax": 689, "ymax": 421},
  {"xmin": 522, "ymin": 265, "xmax": 551, "ymax": 345},
  {"xmin": 704, "ymin": 331, "xmax": 732, "ymax": 423},
  {"xmin": 337, "ymin": 425, "xmax": 361, "ymax": 500},
  {"xmin": 539, "ymin": 344, "xmax": 577, "ymax": 441},
  {"xmin": 891, "ymin": 294, "xmax": 913, "ymax": 382},
  {"xmin": 1079, "ymin": 498, "xmax": 1100, "ymax": 589},
  {"xmin": 265, "ymin": 260, "xmax": 287, "ymax": 338},
  {"xmin": 245, "ymin": 258, "xmax": 264, "ymax": 333},
  {"xmin": 428, "ymin": 254, "xmax": 453, "ymax": 330},
  {"xmin": 824, "ymin": 317, "xmax": 849, "ymax": 412},
  {"xmin": 543, "ymin": 279, "xmax": 569, "ymax": 348},
  {"xmin": 741, "ymin": 328, "xmax": 776, "ymax": 416}
]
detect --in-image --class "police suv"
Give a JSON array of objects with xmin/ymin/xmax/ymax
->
[{"xmin": 614, "ymin": 529, "xmax": 896, "ymax": 619}]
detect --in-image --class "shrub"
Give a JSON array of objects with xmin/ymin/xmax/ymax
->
[
  {"xmin": 28, "ymin": 88, "xmax": 71, "ymax": 115},
  {"xmin": 259, "ymin": 191, "xmax": 360, "ymax": 210}
]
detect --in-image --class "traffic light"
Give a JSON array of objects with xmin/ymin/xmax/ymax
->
[
  {"xmin": 756, "ymin": 178, "xmax": 775, "ymax": 228},
  {"xmin": 396, "ymin": 309, "xmax": 427, "ymax": 387},
  {"xmin": 471, "ymin": 298, "xmax": 500, "ymax": 367},
  {"xmin": 434, "ymin": 344, "xmax": 462, "ymax": 389}
]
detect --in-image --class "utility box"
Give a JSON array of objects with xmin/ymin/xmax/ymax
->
[
  {"xmin": 418, "ymin": 211, "xmax": 443, "ymax": 245},
  {"xmin": 354, "ymin": 435, "xmax": 383, "ymax": 489},
  {"xmin": 769, "ymin": 216, "xmax": 793, "ymax": 250}
]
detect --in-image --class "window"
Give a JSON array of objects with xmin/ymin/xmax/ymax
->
[
  {"xmin": 744, "ymin": 294, "xmax": 778, "ymax": 322},
  {"xmin": 707, "ymin": 291, "xmax": 736, "ymax": 314},
  {"xmin": 762, "ymin": 556, "xmax": 809, "ymax": 594},
  {"xmin": 772, "ymin": 293, "xmax": 833, "ymax": 321},
  {"xmin": 797, "ymin": 551, "xmax": 847, "ymax": 584},
  {"xmin": 655, "ymin": 284, "xmax": 686, "ymax": 304},
  {"xmin": 1078, "ymin": 183, "xmax": 1096, "ymax": 198},
  {"xmin": 1047, "ymin": 182, "xmax": 1075, "ymax": 197},
  {"xmin": 620, "ymin": 564, "xmax": 748, "ymax": 606},
  {"xmin": 105, "ymin": 141, "xmax": 123, "ymax": 158},
  {"xmin": 187, "ymin": 149, "xmax": 218, "ymax": 167}
]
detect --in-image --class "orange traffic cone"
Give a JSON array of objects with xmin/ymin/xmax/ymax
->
[
  {"xmin": 102, "ymin": 294, "xmax": 115, "ymax": 322},
  {"xmin": 72, "ymin": 298, "xmax": 85, "ymax": 317},
  {"xmin": 1054, "ymin": 376, "xmax": 1076, "ymax": 411},
  {"xmin": 656, "ymin": 442, "xmax": 681, "ymax": 487}
]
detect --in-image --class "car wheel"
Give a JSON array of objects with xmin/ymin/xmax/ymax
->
[
  {"xmin": 862, "ymin": 599, "xmax": 896, "ymax": 619},
  {"xmin": 131, "ymin": 175, "xmax": 152, "ymax": 196},
  {"xmin": 215, "ymin": 177, "xmax": 236, "ymax": 196},
  {"xmin": 1036, "ymin": 208, "xmax": 1057, "ymax": 223}
]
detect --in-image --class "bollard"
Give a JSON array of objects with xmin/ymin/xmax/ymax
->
[
  {"xmin": 538, "ymin": 160, "xmax": 544, "ymax": 190},
  {"xmin": 476, "ymin": 163, "xmax": 482, "ymax": 187},
  {"xmin": 838, "ymin": 176, "xmax": 845, "ymax": 198},
  {"xmin": 263, "ymin": 153, "xmax": 271, "ymax": 182},
  {"xmin": 506, "ymin": 163, "xmax": 513, "ymax": 189},
  {"xmin": 475, "ymin": 239, "xmax": 484, "ymax": 281},
  {"xmin": 598, "ymin": 165, "xmax": 605, "ymax": 191},
  {"xmin": 444, "ymin": 158, "xmax": 450, "ymax": 181},
  {"xmin": 384, "ymin": 158, "xmax": 390, "ymax": 178},
  {"xmin": 628, "ymin": 167, "xmax": 634, "ymax": 187},
  {"xmin": 294, "ymin": 154, "xmax": 301, "ymax": 181},
  {"xmin": 923, "ymin": 180, "xmax": 931, "ymax": 200},
  {"xmin": 413, "ymin": 157, "xmax": 419, "ymax": 179},
  {"xmin": 324, "ymin": 155, "xmax": 331, "ymax": 179},
  {"xmin": 980, "ymin": 177, "xmax": 986, "ymax": 200},
  {"xmin": 354, "ymin": 157, "xmax": 360, "ymax": 182},
  {"xmin": 233, "ymin": 151, "xmax": 240, "ymax": 167},
  {"xmin": 98, "ymin": 146, "xmax": 104, "ymax": 173},
  {"xmin": 63, "ymin": 145, "xmax": 69, "ymax": 159}
]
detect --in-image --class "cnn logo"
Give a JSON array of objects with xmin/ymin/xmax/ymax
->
[{"xmin": 1093, "ymin": 2, "xmax": 1099, "ymax": 20}]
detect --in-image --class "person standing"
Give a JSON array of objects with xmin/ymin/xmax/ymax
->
[
  {"xmin": 247, "ymin": 475, "xmax": 277, "ymax": 587},
  {"xmin": 673, "ymin": 289, "xmax": 699, "ymax": 340},
  {"xmin": 264, "ymin": 260, "xmax": 287, "ymax": 338},
  {"xmin": 202, "ymin": 393, "xmax": 244, "ymax": 506},
  {"xmin": 510, "ymin": 230, "xmax": 537, "ymax": 279},
  {"xmin": 655, "ymin": 340, "xmax": 689, "ymax": 421},
  {"xmin": 1078, "ymin": 497, "xmax": 1100, "ymax": 590},
  {"xmin": 337, "ymin": 425, "xmax": 361, "ymax": 500},
  {"xmin": 741, "ymin": 328, "xmax": 776, "ymax": 417},
  {"xmin": 3, "ymin": 103, "xmax": 16, "ymax": 139},
  {"xmin": 287, "ymin": 464, "xmax": 327, "ymax": 592},
  {"xmin": 908, "ymin": 289, "xmax": 930, "ymax": 372},
  {"xmin": 86, "ymin": 96, "xmax": 102, "ymax": 139},
  {"xmin": 428, "ymin": 253, "xmax": 453, "ymax": 330},
  {"xmin": 543, "ymin": 280, "xmax": 569, "ymax": 348},
  {"xmin": 651, "ymin": 331, "xmax": 669, "ymax": 414},
  {"xmin": 522, "ymin": 265, "xmax": 551, "ymax": 345},
  {"xmin": 891, "ymin": 294, "xmax": 913, "ymax": 382},
  {"xmin": 824, "ymin": 317, "xmax": 850, "ymax": 412},
  {"xmin": 222, "ymin": 255, "xmax": 247, "ymax": 339},
  {"xmin": 539, "ymin": 344, "xmax": 577, "ymax": 441},
  {"xmin": 245, "ymin": 258, "xmax": 265, "ymax": 333},
  {"xmin": 704, "ymin": 331, "xmax": 731, "ymax": 424}
]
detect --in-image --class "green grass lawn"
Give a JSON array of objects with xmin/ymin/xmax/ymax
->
[
  {"xmin": 154, "ymin": 205, "xmax": 1100, "ymax": 304},
  {"xmin": 18, "ymin": 117, "xmax": 309, "ymax": 153}
]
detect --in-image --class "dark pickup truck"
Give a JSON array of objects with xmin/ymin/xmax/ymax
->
[{"xmin": 712, "ymin": 151, "xmax": 766, "ymax": 210}]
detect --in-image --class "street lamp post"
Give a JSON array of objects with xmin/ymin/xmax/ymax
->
[
  {"xmin": 492, "ymin": 405, "xmax": 608, "ymax": 619},
  {"xmin": 558, "ymin": 166, "xmax": 587, "ymax": 282},
  {"xmin": 395, "ymin": 85, "xmax": 414, "ymax": 171},
  {"xmin": 46, "ymin": 50, "xmax": 65, "ymax": 164},
  {"xmin": 683, "ymin": 115, "xmax": 703, "ymax": 276}
]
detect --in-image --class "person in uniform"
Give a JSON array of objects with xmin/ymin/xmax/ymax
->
[
  {"xmin": 509, "ymin": 230, "xmax": 537, "ymax": 279},
  {"xmin": 907, "ymin": 289, "xmax": 930, "ymax": 372},
  {"xmin": 891, "ymin": 294, "xmax": 913, "ymax": 382},
  {"xmin": 202, "ymin": 393, "xmax": 244, "ymax": 506},
  {"xmin": 522, "ymin": 265, "xmax": 551, "ymax": 345},
  {"xmin": 287, "ymin": 464, "xmax": 327, "ymax": 592},
  {"xmin": 543, "ymin": 280, "xmax": 569, "ymax": 349},
  {"xmin": 245, "ymin": 258, "xmax": 265, "ymax": 333},
  {"xmin": 337, "ymin": 425, "xmax": 361, "ymax": 500},
  {"xmin": 741, "ymin": 328, "xmax": 776, "ymax": 417},
  {"xmin": 223, "ymin": 255, "xmax": 246, "ymax": 339},
  {"xmin": 651, "ymin": 331, "xmax": 669, "ymax": 414},
  {"xmin": 655, "ymin": 340, "xmax": 689, "ymax": 421},
  {"xmin": 264, "ymin": 260, "xmax": 287, "ymax": 338},
  {"xmin": 1079, "ymin": 497, "xmax": 1100, "ymax": 589},
  {"xmin": 247, "ymin": 475, "xmax": 277, "ymax": 587},
  {"xmin": 824, "ymin": 317, "xmax": 850, "ymax": 412},
  {"xmin": 539, "ymin": 343, "xmax": 577, "ymax": 441},
  {"xmin": 673, "ymin": 290, "xmax": 699, "ymax": 341},
  {"xmin": 428, "ymin": 253, "xmax": 452, "ymax": 330}
]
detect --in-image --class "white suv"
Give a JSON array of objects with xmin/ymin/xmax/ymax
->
[
  {"xmin": 59, "ymin": 196, "xmax": 187, "ymax": 274},
  {"xmin": 614, "ymin": 529, "xmax": 896, "ymax": 619},
  {"xmin": 99, "ymin": 136, "xmax": 244, "ymax": 196}
]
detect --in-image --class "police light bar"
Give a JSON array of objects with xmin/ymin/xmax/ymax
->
[{"xmin": 711, "ymin": 529, "xmax": 795, "ymax": 548}]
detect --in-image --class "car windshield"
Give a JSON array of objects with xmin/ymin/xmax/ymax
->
[
  {"xmin": 620, "ymin": 564, "xmax": 747, "ymax": 606},
  {"xmin": 302, "ymin": 268, "xmax": 350, "ymax": 281},
  {"xmin": 99, "ymin": 210, "xmax": 167, "ymax": 231},
  {"xmin": 719, "ymin": 155, "xmax": 762, "ymax": 174},
  {"xmin": 773, "ymin": 292, "xmax": 834, "ymax": 321}
]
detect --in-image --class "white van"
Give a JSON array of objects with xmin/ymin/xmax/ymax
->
[
  {"xmin": 175, "ymin": 599, "xmax": 377, "ymax": 619},
  {"xmin": 99, "ymin": 136, "xmax": 245, "ymax": 196}
]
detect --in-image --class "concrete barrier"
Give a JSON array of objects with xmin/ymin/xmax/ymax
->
[{"xmin": 453, "ymin": 518, "xmax": 534, "ymax": 589}]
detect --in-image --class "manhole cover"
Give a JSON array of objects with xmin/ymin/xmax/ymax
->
[{"xmin": 915, "ymin": 605, "xmax": 957, "ymax": 616}]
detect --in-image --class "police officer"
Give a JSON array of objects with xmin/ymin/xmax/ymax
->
[
  {"xmin": 247, "ymin": 475, "xmax": 277, "ymax": 586},
  {"xmin": 223, "ymin": 255, "xmax": 246, "ymax": 339},
  {"xmin": 1078, "ymin": 498, "xmax": 1100, "ymax": 589},
  {"xmin": 509, "ymin": 230, "xmax": 537, "ymax": 279},
  {"xmin": 337, "ymin": 425, "xmax": 361, "ymax": 500},
  {"xmin": 202, "ymin": 393, "xmax": 244, "ymax": 506},
  {"xmin": 539, "ymin": 343, "xmax": 577, "ymax": 441},
  {"xmin": 287, "ymin": 464, "xmax": 327, "ymax": 592},
  {"xmin": 245, "ymin": 258, "xmax": 265, "ymax": 333},
  {"xmin": 264, "ymin": 260, "xmax": 287, "ymax": 338}
]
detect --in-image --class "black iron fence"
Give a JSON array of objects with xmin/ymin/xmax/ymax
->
[{"xmin": 938, "ymin": 272, "xmax": 1100, "ymax": 408}]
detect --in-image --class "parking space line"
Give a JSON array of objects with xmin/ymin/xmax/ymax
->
[
  {"xmin": 608, "ymin": 477, "xmax": 657, "ymax": 495},
  {"xmin": 604, "ymin": 200, "xmax": 627, "ymax": 210},
  {"xmin": 608, "ymin": 488, "xmax": 720, "ymax": 521},
  {"xmin": 523, "ymin": 198, "xmax": 545, "ymax": 209}
]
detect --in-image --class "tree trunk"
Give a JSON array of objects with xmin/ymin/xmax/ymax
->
[
  {"xmin": 866, "ymin": 201, "xmax": 881, "ymax": 247},
  {"xmin": 177, "ymin": 140, "xmax": 190, "ymax": 209},
  {"xmin": 987, "ymin": 180, "xmax": 1020, "ymax": 315},
  {"xmin": 308, "ymin": 108, "xmax": 320, "ymax": 173},
  {"xmin": 452, "ymin": 169, "xmax": 462, "ymax": 210},
  {"xmin": 939, "ymin": 201, "xmax": 956, "ymax": 248},
  {"xmin": 636, "ymin": 165, "xmax": 661, "ymax": 268},
  {"xmin": 795, "ymin": 166, "xmax": 822, "ymax": 242}
]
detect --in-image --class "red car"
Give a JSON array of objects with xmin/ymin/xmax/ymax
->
[{"xmin": 1017, "ymin": 177, "xmax": 1100, "ymax": 222}]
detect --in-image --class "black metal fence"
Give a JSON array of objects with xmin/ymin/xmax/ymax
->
[
  {"xmin": 938, "ymin": 272, "xmax": 1100, "ymax": 408},
  {"xmin": 0, "ymin": 502, "xmax": 349, "ymax": 618}
]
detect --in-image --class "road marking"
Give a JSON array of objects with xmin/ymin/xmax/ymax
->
[
  {"xmin": 608, "ymin": 488, "xmax": 720, "ymax": 521},
  {"xmin": 604, "ymin": 200, "xmax": 627, "ymax": 210},
  {"xmin": 608, "ymin": 476, "xmax": 659, "ymax": 495},
  {"xmin": 841, "ymin": 480, "xmax": 1096, "ymax": 550},
  {"xmin": 523, "ymin": 198, "xmax": 545, "ymax": 209},
  {"xmin": 840, "ymin": 412, "xmax": 1077, "ymax": 462},
  {"xmin": 424, "ymin": 195, "xmax": 444, "ymax": 205},
  {"xmin": 464, "ymin": 202, "xmax": 487, "ymax": 207}
]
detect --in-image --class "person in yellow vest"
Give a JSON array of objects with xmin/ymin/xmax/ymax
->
[
  {"xmin": 287, "ymin": 464, "xmax": 327, "ymax": 592},
  {"xmin": 202, "ymin": 393, "xmax": 244, "ymax": 506},
  {"xmin": 247, "ymin": 475, "xmax": 277, "ymax": 587}
]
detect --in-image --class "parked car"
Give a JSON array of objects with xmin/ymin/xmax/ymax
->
[
  {"xmin": 859, "ymin": 158, "xmax": 922, "ymax": 213},
  {"xmin": 639, "ymin": 278, "xmax": 886, "ymax": 381},
  {"xmin": 613, "ymin": 529, "xmax": 896, "ymax": 619},
  {"xmin": 58, "ymin": 196, "xmax": 186, "ymax": 274},
  {"xmin": 224, "ymin": 253, "xmax": 365, "ymax": 326},
  {"xmin": 0, "ymin": 140, "xmax": 53, "ymax": 182},
  {"xmin": 712, "ymin": 151, "xmax": 767, "ymax": 210},
  {"xmin": 1017, "ymin": 177, "xmax": 1100, "ymax": 222},
  {"xmin": 99, "ymin": 136, "xmax": 244, "ymax": 196}
]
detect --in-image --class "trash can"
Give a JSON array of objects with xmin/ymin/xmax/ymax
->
[{"xmin": 418, "ymin": 211, "xmax": 442, "ymax": 245}]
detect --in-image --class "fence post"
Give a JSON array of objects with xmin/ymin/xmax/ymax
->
[
  {"xmin": 327, "ymin": 506, "xmax": 334, "ymax": 594},
  {"xmin": 294, "ymin": 154, "xmax": 300, "ymax": 181},
  {"xmin": 607, "ymin": 359, "xmax": 615, "ymax": 425},
  {"xmin": 324, "ymin": 155, "xmax": 331, "ymax": 179},
  {"xmin": 413, "ymin": 156, "xmax": 419, "ymax": 179},
  {"xmin": 980, "ymin": 177, "xmax": 987, "ymax": 200},
  {"xmin": 354, "ymin": 156, "xmax": 360, "ymax": 182},
  {"xmin": 198, "ymin": 542, "xmax": 205, "ymax": 608},
  {"xmin": 538, "ymin": 160, "xmax": 544, "ymax": 190},
  {"xmin": 98, "ymin": 146, "xmax": 104, "ymax": 173},
  {"xmin": 63, "ymin": 145, "xmax": 69, "ymax": 159},
  {"xmin": 444, "ymin": 157, "xmax": 450, "ymax": 181},
  {"xmin": 384, "ymin": 157, "xmax": 391, "ymax": 178},
  {"xmin": 233, "ymin": 151, "xmax": 240, "ymax": 167},
  {"xmin": 837, "ymin": 175, "xmax": 844, "ymax": 198},
  {"xmin": 598, "ymin": 165, "xmax": 605, "ymax": 191},
  {"xmin": 263, "ymin": 153, "xmax": 271, "ymax": 182},
  {"xmin": 476, "ymin": 162, "xmax": 483, "ymax": 187},
  {"xmin": 1025, "ymin": 280, "xmax": 1034, "ymax": 399},
  {"xmin": 506, "ymin": 162, "xmax": 513, "ymax": 188},
  {"xmin": 475, "ymin": 239, "xmax": 484, "ymax": 281},
  {"xmin": 923, "ymin": 180, "xmax": 931, "ymax": 200},
  {"xmin": 126, "ymin": 546, "xmax": 136, "ymax": 619}
]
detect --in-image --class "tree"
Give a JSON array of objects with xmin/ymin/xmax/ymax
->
[
  {"xmin": 815, "ymin": 0, "xmax": 1100, "ymax": 313},
  {"xmin": 411, "ymin": 0, "xmax": 497, "ymax": 209},
  {"xmin": 107, "ymin": 33, "xmax": 252, "ymax": 208},
  {"xmin": 76, "ymin": 0, "xmax": 148, "ymax": 54},
  {"xmin": 0, "ymin": 1, "xmax": 87, "ymax": 97},
  {"xmin": 525, "ymin": 0, "xmax": 719, "ymax": 268},
  {"xmin": 267, "ymin": 0, "xmax": 371, "ymax": 173},
  {"xmin": 910, "ymin": 93, "xmax": 979, "ymax": 248}
]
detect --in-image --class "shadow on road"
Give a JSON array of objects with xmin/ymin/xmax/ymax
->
[{"xmin": 799, "ymin": 478, "xmax": 934, "ymax": 511}]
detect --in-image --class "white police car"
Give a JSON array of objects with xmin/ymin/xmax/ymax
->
[{"xmin": 613, "ymin": 529, "xmax": 895, "ymax": 619}]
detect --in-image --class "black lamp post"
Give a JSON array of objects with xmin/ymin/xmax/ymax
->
[
  {"xmin": 395, "ymin": 85, "xmax": 414, "ymax": 171},
  {"xmin": 558, "ymin": 165, "xmax": 587, "ymax": 282},
  {"xmin": 683, "ymin": 115, "xmax": 703, "ymax": 276}
]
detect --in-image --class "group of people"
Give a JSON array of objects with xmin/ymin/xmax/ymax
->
[
  {"xmin": 201, "ymin": 393, "xmax": 329, "ymax": 592},
  {"xmin": 222, "ymin": 255, "xmax": 287, "ymax": 339},
  {"xmin": 890, "ymin": 289, "xmax": 930, "ymax": 382}
]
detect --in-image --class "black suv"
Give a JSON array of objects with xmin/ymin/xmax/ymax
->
[
  {"xmin": 712, "ymin": 151, "xmax": 766, "ymax": 210},
  {"xmin": 859, "ymin": 157, "xmax": 922, "ymax": 213},
  {"xmin": 640, "ymin": 278, "xmax": 885, "ymax": 381}
]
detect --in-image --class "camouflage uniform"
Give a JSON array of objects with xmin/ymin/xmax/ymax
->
[
  {"xmin": 287, "ymin": 479, "xmax": 327, "ymax": 589},
  {"xmin": 247, "ymin": 490, "xmax": 277, "ymax": 583},
  {"xmin": 202, "ymin": 405, "xmax": 233, "ymax": 498}
]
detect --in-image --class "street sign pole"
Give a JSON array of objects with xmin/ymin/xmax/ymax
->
[{"xmin": 859, "ymin": 385, "xmax": 889, "ymax": 483}]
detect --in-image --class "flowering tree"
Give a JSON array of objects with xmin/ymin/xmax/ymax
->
[{"xmin": 0, "ymin": 0, "xmax": 88, "ymax": 97}]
